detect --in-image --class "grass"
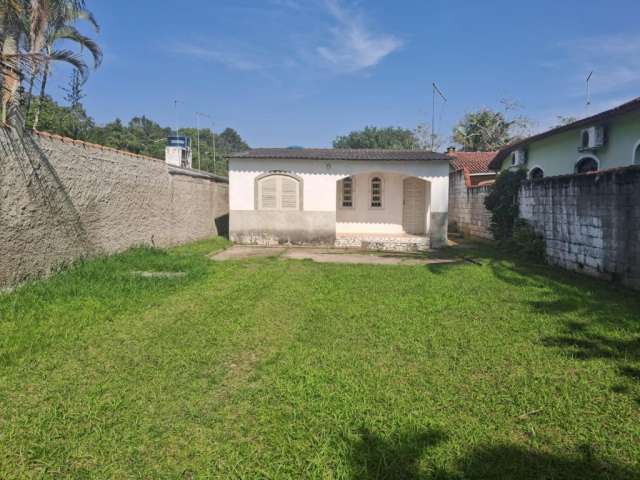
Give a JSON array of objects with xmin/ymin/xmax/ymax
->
[{"xmin": 0, "ymin": 237, "xmax": 639, "ymax": 479}]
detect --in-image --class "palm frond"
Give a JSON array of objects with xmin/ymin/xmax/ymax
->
[
  {"xmin": 52, "ymin": 24, "xmax": 101, "ymax": 67},
  {"xmin": 47, "ymin": 48, "xmax": 87, "ymax": 79}
]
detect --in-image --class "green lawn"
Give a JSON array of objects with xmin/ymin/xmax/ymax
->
[{"xmin": 1, "ymin": 238, "xmax": 639, "ymax": 479}]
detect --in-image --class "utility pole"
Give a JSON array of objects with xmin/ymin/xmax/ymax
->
[
  {"xmin": 431, "ymin": 82, "xmax": 447, "ymax": 150},
  {"xmin": 174, "ymin": 100, "xmax": 182, "ymax": 137},
  {"xmin": 195, "ymin": 113, "xmax": 201, "ymax": 170},
  {"xmin": 196, "ymin": 112, "xmax": 214, "ymax": 173}
]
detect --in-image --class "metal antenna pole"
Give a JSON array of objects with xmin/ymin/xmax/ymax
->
[
  {"xmin": 586, "ymin": 71, "xmax": 593, "ymax": 116},
  {"xmin": 431, "ymin": 82, "xmax": 447, "ymax": 151},
  {"xmin": 431, "ymin": 84, "xmax": 436, "ymax": 150}
]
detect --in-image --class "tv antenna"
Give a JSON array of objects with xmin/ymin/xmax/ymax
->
[
  {"xmin": 432, "ymin": 82, "xmax": 447, "ymax": 150},
  {"xmin": 586, "ymin": 71, "xmax": 593, "ymax": 116}
]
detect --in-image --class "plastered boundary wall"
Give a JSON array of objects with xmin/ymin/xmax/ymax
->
[
  {"xmin": 448, "ymin": 169, "xmax": 493, "ymax": 240},
  {"xmin": 520, "ymin": 166, "xmax": 640, "ymax": 290},
  {"xmin": 0, "ymin": 128, "xmax": 228, "ymax": 287}
]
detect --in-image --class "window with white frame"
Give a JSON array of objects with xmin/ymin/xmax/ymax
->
[
  {"xmin": 341, "ymin": 177, "xmax": 354, "ymax": 208},
  {"xmin": 257, "ymin": 174, "xmax": 301, "ymax": 210},
  {"xmin": 370, "ymin": 176, "xmax": 383, "ymax": 208}
]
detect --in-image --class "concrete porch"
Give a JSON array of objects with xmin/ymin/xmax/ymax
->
[{"xmin": 334, "ymin": 233, "xmax": 430, "ymax": 252}]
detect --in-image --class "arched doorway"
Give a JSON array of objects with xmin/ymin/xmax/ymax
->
[{"xmin": 575, "ymin": 156, "xmax": 599, "ymax": 174}]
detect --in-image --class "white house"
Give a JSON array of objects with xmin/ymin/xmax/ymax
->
[{"xmin": 228, "ymin": 148, "xmax": 450, "ymax": 251}]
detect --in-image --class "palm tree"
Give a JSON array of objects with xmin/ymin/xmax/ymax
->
[
  {"xmin": 0, "ymin": 0, "xmax": 24, "ymax": 124},
  {"xmin": 28, "ymin": 1, "xmax": 101, "ymax": 129},
  {"xmin": 0, "ymin": 0, "xmax": 100, "ymax": 127}
]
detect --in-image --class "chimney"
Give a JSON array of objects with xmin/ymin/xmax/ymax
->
[{"xmin": 446, "ymin": 146, "xmax": 456, "ymax": 154}]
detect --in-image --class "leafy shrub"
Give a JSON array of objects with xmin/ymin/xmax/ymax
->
[
  {"xmin": 484, "ymin": 168, "xmax": 526, "ymax": 241},
  {"xmin": 512, "ymin": 219, "xmax": 546, "ymax": 261}
]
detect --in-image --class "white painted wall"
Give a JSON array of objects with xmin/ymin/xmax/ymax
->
[
  {"xmin": 230, "ymin": 158, "xmax": 448, "ymax": 204},
  {"xmin": 336, "ymin": 172, "xmax": 431, "ymax": 234}
]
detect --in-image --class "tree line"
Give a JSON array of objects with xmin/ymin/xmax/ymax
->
[
  {"xmin": 30, "ymin": 93, "xmax": 248, "ymax": 176},
  {"xmin": 334, "ymin": 104, "xmax": 534, "ymax": 152}
]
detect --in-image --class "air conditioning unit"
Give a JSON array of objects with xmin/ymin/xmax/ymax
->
[
  {"xmin": 579, "ymin": 126, "xmax": 606, "ymax": 151},
  {"xmin": 511, "ymin": 149, "xmax": 527, "ymax": 167}
]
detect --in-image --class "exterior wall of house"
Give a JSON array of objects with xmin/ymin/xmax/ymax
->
[
  {"xmin": 0, "ymin": 129, "xmax": 228, "ymax": 288},
  {"xmin": 228, "ymin": 158, "xmax": 450, "ymax": 247},
  {"xmin": 500, "ymin": 110, "xmax": 640, "ymax": 176},
  {"xmin": 336, "ymin": 172, "xmax": 431, "ymax": 235}
]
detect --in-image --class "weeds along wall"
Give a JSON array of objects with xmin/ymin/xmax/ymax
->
[
  {"xmin": 448, "ymin": 169, "xmax": 493, "ymax": 240},
  {"xmin": 0, "ymin": 128, "xmax": 229, "ymax": 287},
  {"xmin": 519, "ymin": 166, "xmax": 640, "ymax": 290}
]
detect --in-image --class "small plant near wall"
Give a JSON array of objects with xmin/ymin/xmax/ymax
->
[
  {"xmin": 512, "ymin": 219, "xmax": 546, "ymax": 261},
  {"xmin": 484, "ymin": 168, "xmax": 546, "ymax": 261}
]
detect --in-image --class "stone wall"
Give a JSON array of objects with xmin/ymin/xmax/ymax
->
[
  {"xmin": 0, "ymin": 128, "xmax": 228, "ymax": 287},
  {"xmin": 448, "ymin": 170, "xmax": 493, "ymax": 239},
  {"xmin": 519, "ymin": 166, "xmax": 640, "ymax": 290}
]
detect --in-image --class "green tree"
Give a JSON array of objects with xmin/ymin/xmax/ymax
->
[
  {"xmin": 453, "ymin": 109, "xmax": 516, "ymax": 151},
  {"xmin": 29, "ymin": 1, "xmax": 102, "ymax": 129},
  {"xmin": 0, "ymin": 0, "xmax": 100, "ymax": 125},
  {"xmin": 555, "ymin": 115, "xmax": 577, "ymax": 128},
  {"xmin": 25, "ymin": 93, "xmax": 93, "ymax": 138},
  {"xmin": 333, "ymin": 126, "xmax": 419, "ymax": 149}
]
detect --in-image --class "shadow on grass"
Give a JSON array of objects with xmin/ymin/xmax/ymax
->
[
  {"xmin": 348, "ymin": 427, "xmax": 446, "ymax": 479},
  {"xmin": 448, "ymin": 443, "xmax": 639, "ymax": 480},
  {"xmin": 347, "ymin": 429, "xmax": 639, "ymax": 479}
]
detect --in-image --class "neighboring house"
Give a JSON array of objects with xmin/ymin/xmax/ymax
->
[
  {"xmin": 489, "ymin": 97, "xmax": 640, "ymax": 178},
  {"xmin": 447, "ymin": 149, "xmax": 498, "ymax": 186},
  {"xmin": 228, "ymin": 148, "xmax": 451, "ymax": 250}
]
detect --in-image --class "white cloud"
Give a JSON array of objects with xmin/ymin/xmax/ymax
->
[
  {"xmin": 316, "ymin": 0, "xmax": 402, "ymax": 73},
  {"xmin": 558, "ymin": 33, "xmax": 640, "ymax": 96},
  {"xmin": 174, "ymin": 44, "xmax": 262, "ymax": 72}
]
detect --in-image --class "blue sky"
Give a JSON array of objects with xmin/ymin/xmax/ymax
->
[{"xmin": 51, "ymin": 0, "xmax": 640, "ymax": 147}]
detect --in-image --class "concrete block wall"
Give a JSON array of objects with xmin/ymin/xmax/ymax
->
[
  {"xmin": 448, "ymin": 170, "xmax": 493, "ymax": 240},
  {"xmin": 0, "ymin": 128, "xmax": 228, "ymax": 287},
  {"xmin": 520, "ymin": 166, "xmax": 640, "ymax": 290}
]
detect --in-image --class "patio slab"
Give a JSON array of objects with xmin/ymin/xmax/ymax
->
[
  {"xmin": 209, "ymin": 246, "xmax": 286, "ymax": 261},
  {"xmin": 210, "ymin": 245, "xmax": 460, "ymax": 266}
]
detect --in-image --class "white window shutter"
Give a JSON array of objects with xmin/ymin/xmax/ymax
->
[
  {"xmin": 280, "ymin": 177, "xmax": 299, "ymax": 210},
  {"xmin": 260, "ymin": 177, "xmax": 278, "ymax": 209}
]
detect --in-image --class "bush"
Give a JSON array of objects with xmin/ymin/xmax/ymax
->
[
  {"xmin": 512, "ymin": 219, "xmax": 546, "ymax": 261},
  {"xmin": 484, "ymin": 168, "xmax": 527, "ymax": 241}
]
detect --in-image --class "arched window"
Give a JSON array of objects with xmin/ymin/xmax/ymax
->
[
  {"xmin": 581, "ymin": 130, "xmax": 590, "ymax": 150},
  {"xmin": 340, "ymin": 177, "xmax": 354, "ymax": 208},
  {"xmin": 529, "ymin": 167, "xmax": 544, "ymax": 180},
  {"xmin": 370, "ymin": 176, "xmax": 383, "ymax": 208},
  {"xmin": 575, "ymin": 157, "xmax": 599, "ymax": 174},
  {"xmin": 633, "ymin": 141, "xmax": 640, "ymax": 165},
  {"xmin": 256, "ymin": 173, "xmax": 301, "ymax": 210}
]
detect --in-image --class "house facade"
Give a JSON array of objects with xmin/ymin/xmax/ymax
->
[
  {"xmin": 490, "ymin": 97, "xmax": 640, "ymax": 178},
  {"xmin": 228, "ymin": 149, "xmax": 450, "ymax": 250}
]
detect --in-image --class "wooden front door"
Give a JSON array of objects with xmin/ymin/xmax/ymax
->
[{"xmin": 402, "ymin": 178, "xmax": 427, "ymax": 235}]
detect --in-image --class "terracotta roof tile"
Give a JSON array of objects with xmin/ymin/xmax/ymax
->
[{"xmin": 448, "ymin": 151, "xmax": 498, "ymax": 174}]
